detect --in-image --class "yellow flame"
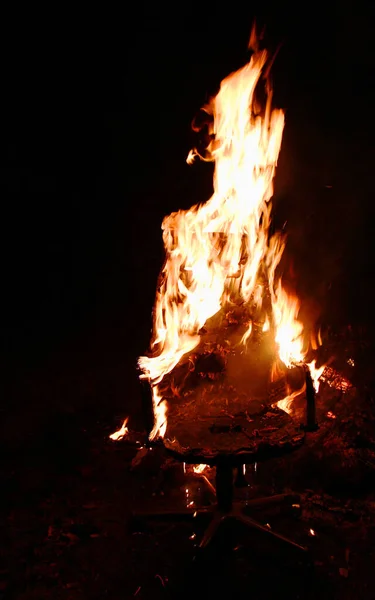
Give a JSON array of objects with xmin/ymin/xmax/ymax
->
[
  {"xmin": 306, "ymin": 359, "xmax": 325, "ymax": 393},
  {"xmin": 149, "ymin": 387, "xmax": 167, "ymax": 440},
  {"xmin": 275, "ymin": 384, "xmax": 304, "ymax": 415},
  {"xmin": 138, "ymin": 40, "xmax": 317, "ymax": 438},
  {"xmin": 193, "ymin": 464, "xmax": 207, "ymax": 474},
  {"xmin": 272, "ymin": 282, "xmax": 304, "ymax": 368},
  {"xmin": 109, "ymin": 417, "xmax": 129, "ymax": 441}
]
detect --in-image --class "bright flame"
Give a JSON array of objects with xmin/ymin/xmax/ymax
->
[
  {"xmin": 149, "ymin": 387, "xmax": 167, "ymax": 440},
  {"xmin": 274, "ymin": 360, "xmax": 325, "ymax": 416},
  {"xmin": 275, "ymin": 382, "xmax": 305, "ymax": 415},
  {"xmin": 306, "ymin": 359, "xmax": 325, "ymax": 393},
  {"xmin": 193, "ymin": 464, "xmax": 207, "ymax": 474},
  {"xmin": 272, "ymin": 282, "xmax": 304, "ymax": 368},
  {"xmin": 138, "ymin": 36, "xmax": 319, "ymax": 438},
  {"xmin": 109, "ymin": 418, "xmax": 129, "ymax": 441}
]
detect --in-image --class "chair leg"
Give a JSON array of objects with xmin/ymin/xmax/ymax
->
[
  {"xmin": 234, "ymin": 466, "xmax": 248, "ymax": 487},
  {"xmin": 199, "ymin": 512, "xmax": 226, "ymax": 549},
  {"xmin": 132, "ymin": 508, "xmax": 197, "ymax": 521},
  {"xmin": 243, "ymin": 493, "xmax": 300, "ymax": 510},
  {"xmin": 195, "ymin": 474, "xmax": 216, "ymax": 502},
  {"xmin": 235, "ymin": 512, "xmax": 307, "ymax": 552}
]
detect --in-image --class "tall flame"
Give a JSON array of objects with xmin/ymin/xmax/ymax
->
[{"xmin": 139, "ymin": 40, "xmax": 313, "ymax": 438}]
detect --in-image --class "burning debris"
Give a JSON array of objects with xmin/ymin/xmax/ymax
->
[{"xmin": 320, "ymin": 367, "xmax": 352, "ymax": 392}]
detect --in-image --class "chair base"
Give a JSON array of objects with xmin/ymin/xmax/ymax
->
[
  {"xmin": 198, "ymin": 500, "xmax": 307, "ymax": 551},
  {"xmin": 132, "ymin": 492, "xmax": 307, "ymax": 553}
]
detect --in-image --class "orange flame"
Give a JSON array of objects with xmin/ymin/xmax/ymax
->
[
  {"xmin": 276, "ymin": 385, "xmax": 304, "ymax": 416},
  {"xmin": 138, "ymin": 38, "xmax": 322, "ymax": 437},
  {"xmin": 272, "ymin": 282, "xmax": 304, "ymax": 368}
]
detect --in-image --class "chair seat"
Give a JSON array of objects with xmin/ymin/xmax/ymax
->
[{"xmin": 164, "ymin": 405, "xmax": 305, "ymax": 466}]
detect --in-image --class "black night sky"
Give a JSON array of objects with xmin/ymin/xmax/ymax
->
[
  {"xmin": 4, "ymin": 2, "xmax": 375, "ymax": 372},
  {"xmin": 2, "ymin": 3, "xmax": 375, "ymax": 598}
]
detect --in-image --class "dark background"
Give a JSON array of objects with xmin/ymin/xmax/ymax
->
[
  {"xmin": 2, "ymin": 5, "xmax": 375, "ymax": 598},
  {"xmin": 3, "ymin": 1, "xmax": 375, "ymax": 390}
]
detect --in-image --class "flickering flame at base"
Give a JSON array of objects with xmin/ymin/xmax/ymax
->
[
  {"xmin": 306, "ymin": 359, "xmax": 325, "ymax": 393},
  {"xmin": 193, "ymin": 464, "xmax": 207, "ymax": 474},
  {"xmin": 276, "ymin": 386, "xmax": 304, "ymax": 416},
  {"xmin": 272, "ymin": 283, "xmax": 304, "ymax": 368},
  {"xmin": 149, "ymin": 387, "xmax": 167, "ymax": 440},
  {"xmin": 109, "ymin": 418, "xmax": 129, "ymax": 441}
]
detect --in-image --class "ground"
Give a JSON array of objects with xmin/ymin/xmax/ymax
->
[{"xmin": 2, "ymin": 322, "xmax": 375, "ymax": 600}]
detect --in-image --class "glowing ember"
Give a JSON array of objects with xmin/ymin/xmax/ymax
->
[
  {"xmin": 109, "ymin": 417, "xmax": 129, "ymax": 441},
  {"xmin": 137, "ymin": 32, "xmax": 323, "ymax": 437},
  {"xmin": 193, "ymin": 464, "xmax": 207, "ymax": 474},
  {"xmin": 320, "ymin": 367, "xmax": 351, "ymax": 392}
]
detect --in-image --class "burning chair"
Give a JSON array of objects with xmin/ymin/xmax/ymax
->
[
  {"xmin": 113, "ymin": 32, "xmax": 325, "ymax": 552},
  {"xmin": 136, "ymin": 373, "xmax": 316, "ymax": 553}
]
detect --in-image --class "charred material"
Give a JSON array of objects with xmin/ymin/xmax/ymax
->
[{"xmin": 303, "ymin": 364, "xmax": 319, "ymax": 432}]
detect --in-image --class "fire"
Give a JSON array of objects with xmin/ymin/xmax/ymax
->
[
  {"xmin": 276, "ymin": 385, "xmax": 304, "ymax": 416},
  {"xmin": 275, "ymin": 358, "xmax": 325, "ymax": 415},
  {"xmin": 272, "ymin": 282, "xmax": 304, "ymax": 368},
  {"xmin": 306, "ymin": 359, "xmax": 325, "ymax": 393},
  {"xmin": 193, "ymin": 464, "xmax": 207, "ymax": 474},
  {"xmin": 138, "ymin": 34, "xmax": 323, "ymax": 438},
  {"xmin": 109, "ymin": 417, "xmax": 129, "ymax": 441},
  {"xmin": 262, "ymin": 316, "xmax": 270, "ymax": 332},
  {"xmin": 149, "ymin": 386, "xmax": 167, "ymax": 440}
]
